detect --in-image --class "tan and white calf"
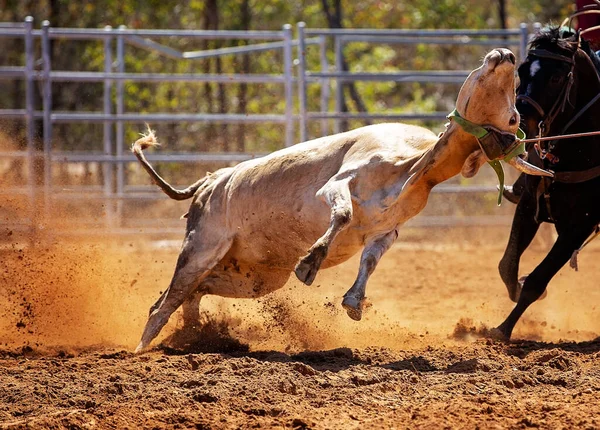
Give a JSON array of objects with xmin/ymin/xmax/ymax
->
[{"xmin": 132, "ymin": 49, "xmax": 545, "ymax": 352}]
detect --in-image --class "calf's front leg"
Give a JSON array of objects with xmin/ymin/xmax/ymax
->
[
  {"xmin": 295, "ymin": 174, "xmax": 354, "ymax": 286},
  {"xmin": 342, "ymin": 229, "xmax": 398, "ymax": 321}
]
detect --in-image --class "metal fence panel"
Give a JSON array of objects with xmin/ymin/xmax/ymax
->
[
  {"xmin": 297, "ymin": 23, "xmax": 531, "ymax": 141},
  {"xmin": 0, "ymin": 18, "xmax": 535, "ymax": 239}
]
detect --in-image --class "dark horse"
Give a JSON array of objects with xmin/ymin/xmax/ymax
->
[{"xmin": 495, "ymin": 27, "xmax": 600, "ymax": 339}]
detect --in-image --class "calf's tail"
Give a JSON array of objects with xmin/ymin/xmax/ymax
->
[{"xmin": 131, "ymin": 126, "xmax": 210, "ymax": 201}]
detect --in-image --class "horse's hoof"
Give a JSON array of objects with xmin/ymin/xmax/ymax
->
[
  {"xmin": 487, "ymin": 327, "xmax": 510, "ymax": 342},
  {"xmin": 509, "ymin": 281, "xmax": 522, "ymax": 303},
  {"xmin": 342, "ymin": 296, "xmax": 363, "ymax": 321}
]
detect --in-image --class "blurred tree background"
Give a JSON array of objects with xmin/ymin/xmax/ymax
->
[{"xmin": 0, "ymin": 0, "xmax": 573, "ymax": 195}]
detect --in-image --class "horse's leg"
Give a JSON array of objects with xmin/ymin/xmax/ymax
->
[
  {"xmin": 342, "ymin": 229, "xmax": 398, "ymax": 321},
  {"xmin": 295, "ymin": 174, "xmax": 353, "ymax": 286},
  {"xmin": 495, "ymin": 224, "xmax": 594, "ymax": 340},
  {"xmin": 498, "ymin": 193, "xmax": 540, "ymax": 302}
]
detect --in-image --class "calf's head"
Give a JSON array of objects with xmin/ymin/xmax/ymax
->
[
  {"xmin": 452, "ymin": 49, "xmax": 553, "ymax": 185},
  {"xmin": 456, "ymin": 48, "xmax": 520, "ymax": 136}
]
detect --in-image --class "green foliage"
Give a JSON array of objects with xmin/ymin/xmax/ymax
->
[{"xmin": 0, "ymin": 0, "xmax": 576, "ymax": 162}]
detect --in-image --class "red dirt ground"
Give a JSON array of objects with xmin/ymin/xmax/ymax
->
[{"xmin": 2, "ymin": 229, "xmax": 600, "ymax": 429}]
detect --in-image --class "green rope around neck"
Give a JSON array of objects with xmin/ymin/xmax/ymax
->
[{"xmin": 447, "ymin": 109, "xmax": 526, "ymax": 205}]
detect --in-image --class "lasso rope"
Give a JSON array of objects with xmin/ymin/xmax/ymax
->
[
  {"xmin": 570, "ymin": 226, "xmax": 600, "ymax": 271},
  {"xmin": 519, "ymin": 129, "xmax": 600, "ymax": 144}
]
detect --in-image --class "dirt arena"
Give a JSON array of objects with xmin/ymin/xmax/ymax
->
[{"xmin": 2, "ymin": 226, "xmax": 600, "ymax": 429}]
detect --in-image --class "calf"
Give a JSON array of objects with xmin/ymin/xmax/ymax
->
[{"xmin": 133, "ymin": 49, "xmax": 549, "ymax": 352}]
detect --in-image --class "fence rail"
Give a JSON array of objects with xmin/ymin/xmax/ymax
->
[
  {"xmin": 296, "ymin": 22, "xmax": 532, "ymax": 140},
  {"xmin": 0, "ymin": 17, "xmax": 539, "ymax": 238}
]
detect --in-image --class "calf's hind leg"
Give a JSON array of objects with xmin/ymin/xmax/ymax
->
[
  {"xmin": 149, "ymin": 287, "xmax": 203, "ymax": 327},
  {"xmin": 295, "ymin": 174, "xmax": 354, "ymax": 286},
  {"xmin": 181, "ymin": 289, "xmax": 205, "ymax": 329},
  {"xmin": 135, "ymin": 233, "xmax": 232, "ymax": 353},
  {"xmin": 342, "ymin": 229, "xmax": 398, "ymax": 320}
]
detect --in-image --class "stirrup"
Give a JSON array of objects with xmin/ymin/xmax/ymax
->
[{"xmin": 496, "ymin": 185, "xmax": 520, "ymax": 204}]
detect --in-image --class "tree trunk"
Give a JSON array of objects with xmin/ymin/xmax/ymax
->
[
  {"xmin": 320, "ymin": 0, "xmax": 370, "ymax": 131},
  {"xmin": 216, "ymin": 56, "xmax": 228, "ymax": 151},
  {"xmin": 497, "ymin": 0, "xmax": 507, "ymax": 30},
  {"xmin": 203, "ymin": 0, "xmax": 218, "ymax": 148},
  {"xmin": 202, "ymin": 0, "xmax": 228, "ymax": 151},
  {"xmin": 236, "ymin": 0, "xmax": 251, "ymax": 153}
]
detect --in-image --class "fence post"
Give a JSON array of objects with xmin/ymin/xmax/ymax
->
[
  {"xmin": 282, "ymin": 24, "xmax": 294, "ymax": 147},
  {"xmin": 297, "ymin": 22, "xmax": 307, "ymax": 143},
  {"xmin": 519, "ymin": 23, "xmax": 528, "ymax": 63},
  {"xmin": 319, "ymin": 35, "xmax": 329, "ymax": 136},
  {"xmin": 334, "ymin": 34, "xmax": 343, "ymax": 134},
  {"xmin": 103, "ymin": 26, "xmax": 114, "ymax": 228},
  {"xmin": 116, "ymin": 25, "xmax": 126, "ymax": 225},
  {"xmin": 24, "ymin": 16, "xmax": 36, "ymax": 235},
  {"xmin": 41, "ymin": 20, "xmax": 52, "ymax": 220}
]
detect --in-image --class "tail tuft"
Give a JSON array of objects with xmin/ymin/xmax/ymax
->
[
  {"xmin": 131, "ymin": 123, "xmax": 216, "ymax": 201},
  {"xmin": 132, "ymin": 124, "xmax": 160, "ymax": 152}
]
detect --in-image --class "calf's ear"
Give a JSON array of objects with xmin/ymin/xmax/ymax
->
[{"xmin": 461, "ymin": 149, "xmax": 487, "ymax": 178}]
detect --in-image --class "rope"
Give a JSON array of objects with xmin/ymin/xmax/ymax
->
[
  {"xmin": 519, "ymin": 129, "xmax": 600, "ymax": 144},
  {"xmin": 569, "ymin": 225, "xmax": 600, "ymax": 271}
]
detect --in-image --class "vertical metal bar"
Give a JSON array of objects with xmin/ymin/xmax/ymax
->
[
  {"xmin": 103, "ymin": 26, "xmax": 113, "ymax": 228},
  {"xmin": 519, "ymin": 23, "xmax": 528, "ymax": 64},
  {"xmin": 282, "ymin": 24, "xmax": 294, "ymax": 147},
  {"xmin": 297, "ymin": 22, "xmax": 307, "ymax": 142},
  {"xmin": 334, "ymin": 35, "xmax": 343, "ymax": 134},
  {"xmin": 24, "ymin": 16, "xmax": 36, "ymax": 232},
  {"xmin": 319, "ymin": 35, "xmax": 329, "ymax": 136},
  {"xmin": 42, "ymin": 20, "xmax": 52, "ymax": 219},
  {"xmin": 116, "ymin": 25, "xmax": 126, "ymax": 226},
  {"xmin": 116, "ymin": 26, "xmax": 125, "ymax": 194}
]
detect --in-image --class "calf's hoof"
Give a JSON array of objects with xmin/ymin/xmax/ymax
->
[
  {"xmin": 294, "ymin": 245, "xmax": 327, "ymax": 286},
  {"xmin": 342, "ymin": 295, "xmax": 364, "ymax": 321},
  {"xmin": 294, "ymin": 259, "xmax": 318, "ymax": 286}
]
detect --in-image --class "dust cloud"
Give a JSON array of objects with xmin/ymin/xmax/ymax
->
[{"xmin": 1, "ymin": 200, "xmax": 600, "ymax": 355}]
